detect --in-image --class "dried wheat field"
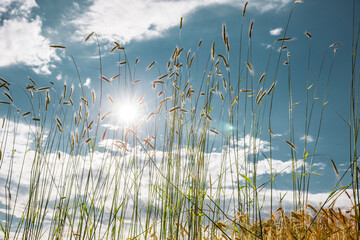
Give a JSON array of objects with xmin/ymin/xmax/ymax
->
[{"xmin": 0, "ymin": 0, "xmax": 359, "ymax": 239}]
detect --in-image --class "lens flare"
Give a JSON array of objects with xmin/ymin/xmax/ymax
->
[{"xmin": 115, "ymin": 100, "xmax": 139, "ymax": 124}]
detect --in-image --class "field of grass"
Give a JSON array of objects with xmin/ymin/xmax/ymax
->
[{"xmin": 0, "ymin": 1, "xmax": 359, "ymax": 239}]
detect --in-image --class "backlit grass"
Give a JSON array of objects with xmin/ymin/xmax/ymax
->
[{"xmin": 0, "ymin": 1, "xmax": 359, "ymax": 239}]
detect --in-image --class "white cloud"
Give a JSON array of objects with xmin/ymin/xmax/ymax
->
[
  {"xmin": 0, "ymin": 0, "xmax": 37, "ymax": 17},
  {"xmin": 300, "ymin": 134, "xmax": 314, "ymax": 143},
  {"xmin": 32, "ymin": 63, "xmax": 56, "ymax": 75},
  {"xmin": 101, "ymin": 123, "xmax": 120, "ymax": 130},
  {"xmin": 207, "ymin": 150, "xmax": 305, "ymax": 178},
  {"xmin": 313, "ymin": 162, "xmax": 326, "ymax": 170},
  {"xmin": 56, "ymin": 74, "xmax": 62, "ymax": 81},
  {"xmin": 256, "ymin": 158, "xmax": 305, "ymax": 175},
  {"xmin": 258, "ymin": 188, "xmax": 353, "ymax": 212},
  {"xmin": 70, "ymin": 0, "xmax": 201, "ymax": 43},
  {"xmin": 0, "ymin": 0, "xmax": 60, "ymax": 75},
  {"xmin": 0, "ymin": 17, "xmax": 60, "ymax": 75},
  {"xmin": 84, "ymin": 77, "xmax": 91, "ymax": 88},
  {"xmin": 70, "ymin": 0, "xmax": 292, "ymax": 44},
  {"xmin": 232, "ymin": 134, "xmax": 272, "ymax": 154},
  {"xmin": 44, "ymin": 27, "xmax": 58, "ymax": 36},
  {"xmin": 270, "ymin": 27, "xmax": 283, "ymax": 36},
  {"xmin": 0, "ymin": 118, "xmax": 352, "ymax": 238}
]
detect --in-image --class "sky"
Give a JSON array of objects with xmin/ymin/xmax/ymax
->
[{"xmin": 0, "ymin": 0, "xmax": 357, "ymax": 236}]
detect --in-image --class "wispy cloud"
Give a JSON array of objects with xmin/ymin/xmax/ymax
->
[
  {"xmin": 73, "ymin": 2, "xmax": 80, "ymax": 10},
  {"xmin": 273, "ymin": 133, "xmax": 282, "ymax": 137},
  {"xmin": 261, "ymin": 43, "xmax": 272, "ymax": 49},
  {"xmin": 0, "ymin": 0, "xmax": 37, "ymax": 17},
  {"xmin": 313, "ymin": 162, "xmax": 326, "ymax": 170},
  {"xmin": 270, "ymin": 27, "xmax": 283, "ymax": 36},
  {"xmin": 101, "ymin": 123, "xmax": 120, "ymax": 130},
  {"xmin": 70, "ymin": 0, "xmax": 292, "ymax": 44}
]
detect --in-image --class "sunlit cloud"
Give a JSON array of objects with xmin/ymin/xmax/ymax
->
[
  {"xmin": 0, "ymin": 119, "xmax": 351, "ymax": 237},
  {"xmin": 230, "ymin": 134, "xmax": 272, "ymax": 154},
  {"xmin": 0, "ymin": 1, "xmax": 60, "ymax": 75},
  {"xmin": 101, "ymin": 123, "xmax": 120, "ymax": 130},
  {"xmin": 70, "ymin": 0, "xmax": 292, "ymax": 44},
  {"xmin": 273, "ymin": 133, "xmax": 283, "ymax": 137}
]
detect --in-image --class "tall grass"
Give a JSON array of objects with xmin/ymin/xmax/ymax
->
[{"xmin": 0, "ymin": 1, "xmax": 358, "ymax": 239}]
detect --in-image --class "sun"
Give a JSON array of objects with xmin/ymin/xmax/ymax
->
[{"xmin": 114, "ymin": 100, "xmax": 140, "ymax": 125}]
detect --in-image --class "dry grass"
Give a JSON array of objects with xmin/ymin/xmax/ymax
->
[{"xmin": 143, "ymin": 205, "xmax": 357, "ymax": 239}]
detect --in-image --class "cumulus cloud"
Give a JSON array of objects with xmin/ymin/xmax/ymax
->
[
  {"xmin": 0, "ymin": 0, "xmax": 59, "ymax": 75},
  {"xmin": 70, "ymin": 0, "xmax": 292, "ymax": 43},
  {"xmin": 207, "ymin": 149, "xmax": 305, "ymax": 178},
  {"xmin": 256, "ymin": 158, "xmax": 305, "ymax": 175},
  {"xmin": 0, "ymin": 118, "xmax": 351, "ymax": 237},
  {"xmin": 231, "ymin": 134, "xmax": 272, "ymax": 154},
  {"xmin": 270, "ymin": 27, "xmax": 283, "ymax": 36},
  {"xmin": 0, "ymin": 17, "xmax": 59, "ymax": 75}
]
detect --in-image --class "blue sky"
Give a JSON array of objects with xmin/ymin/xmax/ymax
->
[{"xmin": 0, "ymin": 0, "xmax": 356, "ymax": 223}]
